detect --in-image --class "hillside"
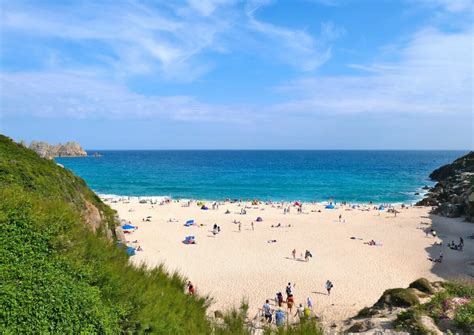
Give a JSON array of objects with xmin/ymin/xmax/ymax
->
[
  {"xmin": 417, "ymin": 151, "xmax": 474, "ymax": 222},
  {"xmin": 0, "ymin": 135, "xmax": 210, "ymax": 334}
]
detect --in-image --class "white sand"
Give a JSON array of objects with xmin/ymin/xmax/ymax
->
[{"xmin": 106, "ymin": 198, "xmax": 474, "ymax": 325}]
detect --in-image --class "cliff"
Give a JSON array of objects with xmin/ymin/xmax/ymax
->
[
  {"xmin": 417, "ymin": 152, "xmax": 474, "ymax": 222},
  {"xmin": 29, "ymin": 140, "xmax": 87, "ymax": 158},
  {"xmin": 0, "ymin": 135, "xmax": 210, "ymax": 333}
]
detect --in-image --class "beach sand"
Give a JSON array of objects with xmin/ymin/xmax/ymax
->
[{"xmin": 106, "ymin": 198, "xmax": 474, "ymax": 325}]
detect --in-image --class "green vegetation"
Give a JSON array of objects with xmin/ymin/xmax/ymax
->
[
  {"xmin": 408, "ymin": 278, "xmax": 435, "ymax": 295},
  {"xmin": 0, "ymin": 135, "xmax": 324, "ymax": 334},
  {"xmin": 376, "ymin": 287, "xmax": 420, "ymax": 308},
  {"xmin": 0, "ymin": 136, "xmax": 210, "ymax": 334},
  {"xmin": 395, "ymin": 279, "xmax": 474, "ymax": 334}
]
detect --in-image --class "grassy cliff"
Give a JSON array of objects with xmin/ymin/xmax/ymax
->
[{"xmin": 0, "ymin": 135, "xmax": 210, "ymax": 334}]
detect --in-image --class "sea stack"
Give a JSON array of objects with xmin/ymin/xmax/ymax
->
[{"xmin": 29, "ymin": 141, "xmax": 87, "ymax": 159}]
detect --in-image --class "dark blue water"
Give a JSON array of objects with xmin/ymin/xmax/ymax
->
[{"xmin": 56, "ymin": 150, "xmax": 464, "ymax": 203}]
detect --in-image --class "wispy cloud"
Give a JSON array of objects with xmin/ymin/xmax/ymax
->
[
  {"xmin": 1, "ymin": 0, "xmax": 340, "ymax": 81},
  {"xmin": 273, "ymin": 28, "xmax": 473, "ymax": 116}
]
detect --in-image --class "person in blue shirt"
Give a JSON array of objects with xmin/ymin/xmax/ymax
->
[{"xmin": 275, "ymin": 309, "xmax": 285, "ymax": 327}]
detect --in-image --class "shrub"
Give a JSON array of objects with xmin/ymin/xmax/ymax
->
[{"xmin": 409, "ymin": 278, "xmax": 435, "ymax": 295}]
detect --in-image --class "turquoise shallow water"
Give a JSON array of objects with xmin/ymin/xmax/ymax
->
[{"xmin": 56, "ymin": 150, "xmax": 465, "ymax": 203}]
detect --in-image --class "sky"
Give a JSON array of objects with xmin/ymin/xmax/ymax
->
[{"xmin": 0, "ymin": 0, "xmax": 473, "ymax": 150}]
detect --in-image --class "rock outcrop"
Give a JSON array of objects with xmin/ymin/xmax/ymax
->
[
  {"xmin": 417, "ymin": 152, "xmax": 474, "ymax": 222},
  {"xmin": 29, "ymin": 141, "xmax": 87, "ymax": 159}
]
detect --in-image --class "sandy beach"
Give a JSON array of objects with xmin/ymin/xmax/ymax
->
[{"xmin": 106, "ymin": 197, "xmax": 474, "ymax": 325}]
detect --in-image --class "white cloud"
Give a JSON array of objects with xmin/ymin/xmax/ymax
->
[
  {"xmin": 273, "ymin": 28, "xmax": 473, "ymax": 116},
  {"xmin": 0, "ymin": 1, "xmax": 340, "ymax": 81},
  {"xmin": 0, "ymin": 71, "xmax": 249, "ymax": 123}
]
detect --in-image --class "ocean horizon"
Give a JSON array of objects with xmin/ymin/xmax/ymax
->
[{"xmin": 56, "ymin": 150, "xmax": 466, "ymax": 203}]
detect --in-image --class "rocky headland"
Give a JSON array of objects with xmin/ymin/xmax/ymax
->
[
  {"xmin": 28, "ymin": 140, "xmax": 87, "ymax": 159},
  {"xmin": 417, "ymin": 152, "xmax": 474, "ymax": 222}
]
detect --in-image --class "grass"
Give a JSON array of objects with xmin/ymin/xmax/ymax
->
[
  {"xmin": 394, "ymin": 279, "xmax": 474, "ymax": 333},
  {"xmin": 0, "ymin": 135, "xmax": 325, "ymax": 334}
]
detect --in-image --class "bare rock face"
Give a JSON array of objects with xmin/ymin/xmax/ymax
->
[
  {"xmin": 29, "ymin": 141, "xmax": 87, "ymax": 159},
  {"xmin": 416, "ymin": 152, "xmax": 474, "ymax": 222}
]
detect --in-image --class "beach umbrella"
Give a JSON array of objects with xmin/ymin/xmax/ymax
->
[
  {"xmin": 122, "ymin": 224, "xmax": 136, "ymax": 230},
  {"xmin": 325, "ymin": 204, "xmax": 335, "ymax": 209}
]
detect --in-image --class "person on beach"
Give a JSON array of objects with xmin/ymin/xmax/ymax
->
[
  {"xmin": 339, "ymin": 214, "xmax": 342, "ymax": 222},
  {"xmin": 262, "ymin": 300, "xmax": 273, "ymax": 323},
  {"xmin": 287, "ymin": 294, "xmax": 295, "ymax": 314},
  {"xmin": 251, "ymin": 221, "xmax": 254, "ymax": 230},
  {"xmin": 187, "ymin": 281, "xmax": 195, "ymax": 295},
  {"xmin": 238, "ymin": 222, "xmax": 241, "ymax": 232},
  {"xmin": 305, "ymin": 250, "xmax": 312, "ymax": 262},
  {"xmin": 276, "ymin": 292, "xmax": 284, "ymax": 307},
  {"xmin": 292, "ymin": 249, "xmax": 296, "ymax": 260},
  {"xmin": 275, "ymin": 309, "xmax": 285, "ymax": 326},
  {"xmin": 307, "ymin": 297, "xmax": 313, "ymax": 310},
  {"xmin": 325, "ymin": 280, "xmax": 333, "ymax": 295},
  {"xmin": 286, "ymin": 283, "xmax": 293, "ymax": 297},
  {"xmin": 295, "ymin": 303, "xmax": 304, "ymax": 320}
]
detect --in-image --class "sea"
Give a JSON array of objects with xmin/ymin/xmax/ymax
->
[{"xmin": 55, "ymin": 150, "xmax": 466, "ymax": 204}]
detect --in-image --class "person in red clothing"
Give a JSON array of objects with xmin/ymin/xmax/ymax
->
[
  {"xmin": 187, "ymin": 281, "xmax": 195, "ymax": 295},
  {"xmin": 287, "ymin": 294, "xmax": 295, "ymax": 314}
]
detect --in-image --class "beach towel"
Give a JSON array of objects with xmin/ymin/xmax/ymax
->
[{"xmin": 122, "ymin": 224, "xmax": 136, "ymax": 230}]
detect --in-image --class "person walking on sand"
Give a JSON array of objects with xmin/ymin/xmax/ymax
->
[
  {"xmin": 325, "ymin": 280, "xmax": 333, "ymax": 295},
  {"xmin": 287, "ymin": 294, "xmax": 295, "ymax": 314},
  {"xmin": 339, "ymin": 214, "xmax": 342, "ymax": 222},
  {"xmin": 307, "ymin": 297, "xmax": 313, "ymax": 310},
  {"xmin": 238, "ymin": 222, "xmax": 241, "ymax": 232},
  {"xmin": 295, "ymin": 303, "xmax": 304, "ymax": 320},
  {"xmin": 286, "ymin": 282, "xmax": 293, "ymax": 298},
  {"xmin": 292, "ymin": 249, "xmax": 296, "ymax": 260},
  {"xmin": 251, "ymin": 221, "xmax": 254, "ymax": 230},
  {"xmin": 262, "ymin": 299, "xmax": 273, "ymax": 323}
]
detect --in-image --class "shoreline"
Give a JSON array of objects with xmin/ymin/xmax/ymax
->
[
  {"xmin": 106, "ymin": 196, "xmax": 473, "ymax": 327},
  {"xmin": 98, "ymin": 189, "xmax": 432, "ymax": 207}
]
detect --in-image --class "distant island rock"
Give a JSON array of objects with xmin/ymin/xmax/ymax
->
[
  {"xmin": 417, "ymin": 151, "xmax": 474, "ymax": 222},
  {"xmin": 29, "ymin": 141, "xmax": 87, "ymax": 159}
]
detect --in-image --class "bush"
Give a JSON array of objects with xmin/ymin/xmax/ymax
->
[
  {"xmin": 409, "ymin": 278, "xmax": 435, "ymax": 295},
  {"xmin": 376, "ymin": 288, "xmax": 420, "ymax": 308}
]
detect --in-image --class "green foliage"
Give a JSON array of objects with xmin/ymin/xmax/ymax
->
[
  {"xmin": 213, "ymin": 301, "xmax": 251, "ymax": 335},
  {"xmin": 425, "ymin": 280, "xmax": 474, "ymax": 332},
  {"xmin": 376, "ymin": 288, "xmax": 420, "ymax": 308},
  {"xmin": 395, "ymin": 279, "xmax": 473, "ymax": 333},
  {"xmin": 409, "ymin": 278, "xmax": 435, "ymax": 295},
  {"xmin": 394, "ymin": 309, "xmax": 428, "ymax": 334},
  {"xmin": 0, "ymin": 135, "xmax": 210, "ymax": 334},
  {"xmin": 0, "ymin": 135, "xmax": 324, "ymax": 334}
]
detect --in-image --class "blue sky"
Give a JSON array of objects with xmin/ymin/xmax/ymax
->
[{"xmin": 0, "ymin": 0, "xmax": 472, "ymax": 149}]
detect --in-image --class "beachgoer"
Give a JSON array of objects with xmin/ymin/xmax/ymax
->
[
  {"xmin": 306, "ymin": 297, "xmax": 313, "ymax": 309},
  {"xmin": 295, "ymin": 303, "xmax": 304, "ymax": 319},
  {"xmin": 339, "ymin": 214, "xmax": 342, "ymax": 222},
  {"xmin": 263, "ymin": 300, "xmax": 272, "ymax": 323},
  {"xmin": 275, "ymin": 309, "xmax": 285, "ymax": 326},
  {"xmin": 238, "ymin": 222, "xmax": 241, "ymax": 232},
  {"xmin": 325, "ymin": 280, "xmax": 333, "ymax": 295},
  {"xmin": 275, "ymin": 292, "xmax": 283, "ymax": 307},
  {"xmin": 286, "ymin": 283, "xmax": 293, "ymax": 297},
  {"xmin": 251, "ymin": 221, "xmax": 254, "ymax": 230},
  {"xmin": 287, "ymin": 294, "xmax": 295, "ymax": 313},
  {"xmin": 187, "ymin": 281, "xmax": 195, "ymax": 295},
  {"xmin": 292, "ymin": 249, "xmax": 296, "ymax": 260}
]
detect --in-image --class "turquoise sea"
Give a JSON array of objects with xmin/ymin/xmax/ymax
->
[{"xmin": 56, "ymin": 150, "xmax": 465, "ymax": 203}]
